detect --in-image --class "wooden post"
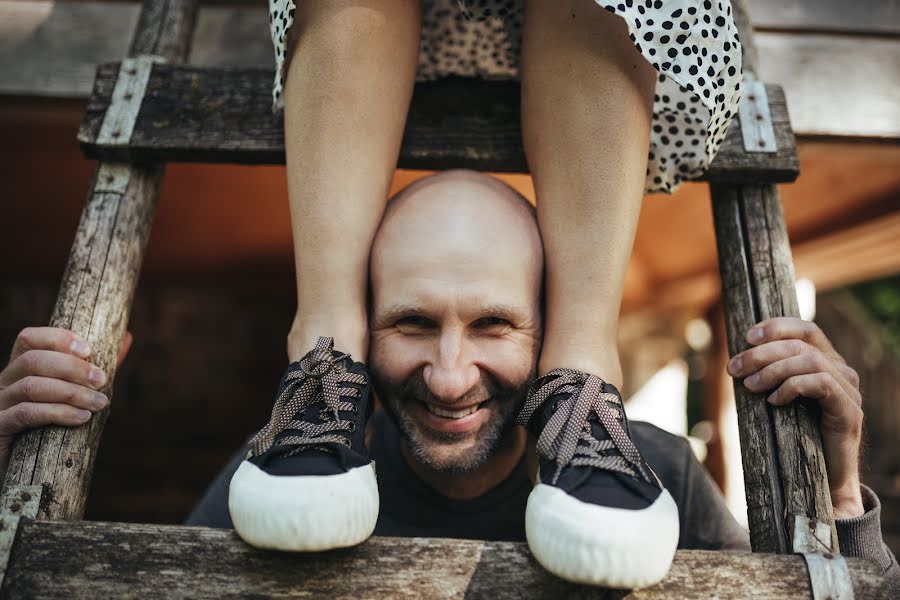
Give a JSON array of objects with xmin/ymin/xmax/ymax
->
[
  {"xmin": 711, "ymin": 183, "xmax": 837, "ymax": 554},
  {"xmin": 0, "ymin": 0, "xmax": 198, "ymax": 520}
]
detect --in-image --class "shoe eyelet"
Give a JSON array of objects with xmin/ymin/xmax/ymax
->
[{"xmin": 348, "ymin": 422, "xmax": 357, "ymax": 432}]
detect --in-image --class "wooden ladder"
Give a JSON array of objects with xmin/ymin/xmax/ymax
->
[{"xmin": 0, "ymin": 0, "xmax": 886, "ymax": 596}]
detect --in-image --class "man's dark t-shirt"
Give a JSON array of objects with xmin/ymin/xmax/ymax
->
[{"xmin": 186, "ymin": 411, "xmax": 750, "ymax": 551}]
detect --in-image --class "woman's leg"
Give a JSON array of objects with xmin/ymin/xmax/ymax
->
[
  {"xmin": 521, "ymin": 0, "xmax": 657, "ymax": 388},
  {"xmin": 283, "ymin": 0, "xmax": 421, "ymax": 361}
]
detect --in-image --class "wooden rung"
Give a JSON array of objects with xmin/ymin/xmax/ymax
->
[
  {"xmin": 3, "ymin": 523, "xmax": 886, "ymax": 598},
  {"xmin": 78, "ymin": 64, "xmax": 799, "ymax": 183}
]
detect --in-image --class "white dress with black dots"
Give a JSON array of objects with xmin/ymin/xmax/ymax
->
[{"xmin": 268, "ymin": 0, "xmax": 742, "ymax": 194}]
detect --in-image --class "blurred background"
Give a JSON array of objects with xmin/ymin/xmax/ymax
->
[{"xmin": 0, "ymin": 0, "xmax": 898, "ymax": 555}]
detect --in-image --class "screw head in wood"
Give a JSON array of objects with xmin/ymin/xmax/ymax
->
[
  {"xmin": 65, "ymin": 458, "xmax": 74, "ymax": 468},
  {"xmin": 9, "ymin": 503, "xmax": 20, "ymax": 512},
  {"xmin": 21, "ymin": 492, "xmax": 31, "ymax": 502}
]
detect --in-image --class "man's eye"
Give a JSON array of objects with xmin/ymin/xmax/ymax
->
[
  {"xmin": 475, "ymin": 317, "xmax": 511, "ymax": 329},
  {"xmin": 396, "ymin": 316, "xmax": 434, "ymax": 329}
]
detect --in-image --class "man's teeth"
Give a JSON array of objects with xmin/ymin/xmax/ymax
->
[{"xmin": 425, "ymin": 403, "xmax": 481, "ymax": 419}]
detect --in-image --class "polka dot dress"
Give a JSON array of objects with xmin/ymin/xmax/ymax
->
[{"xmin": 268, "ymin": 0, "xmax": 742, "ymax": 194}]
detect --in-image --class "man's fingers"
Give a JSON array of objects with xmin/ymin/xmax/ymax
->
[
  {"xmin": 767, "ymin": 373, "xmax": 863, "ymax": 436},
  {"xmin": 741, "ymin": 351, "xmax": 860, "ymax": 405},
  {"xmin": 0, "ymin": 349, "xmax": 107, "ymax": 391},
  {"xmin": 728, "ymin": 338, "xmax": 810, "ymax": 378},
  {"xmin": 0, "ymin": 402, "xmax": 92, "ymax": 437},
  {"xmin": 9, "ymin": 327, "xmax": 91, "ymax": 362},
  {"xmin": 0, "ymin": 376, "xmax": 108, "ymax": 412},
  {"xmin": 745, "ymin": 317, "xmax": 844, "ymax": 364}
]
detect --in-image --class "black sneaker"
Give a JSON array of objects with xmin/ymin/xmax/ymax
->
[
  {"xmin": 228, "ymin": 337, "xmax": 378, "ymax": 551},
  {"xmin": 517, "ymin": 368, "xmax": 679, "ymax": 588}
]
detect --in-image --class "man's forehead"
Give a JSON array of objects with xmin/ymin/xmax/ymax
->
[
  {"xmin": 372, "ymin": 173, "xmax": 542, "ymax": 276},
  {"xmin": 370, "ymin": 171, "xmax": 543, "ymax": 317}
]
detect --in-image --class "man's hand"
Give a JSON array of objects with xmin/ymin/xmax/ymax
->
[
  {"xmin": 0, "ymin": 327, "xmax": 132, "ymax": 469},
  {"xmin": 726, "ymin": 317, "xmax": 865, "ymax": 519}
]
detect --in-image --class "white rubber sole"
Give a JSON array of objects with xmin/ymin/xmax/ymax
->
[
  {"xmin": 525, "ymin": 483, "xmax": 679, "ymax": 589},
  {"xmin": 228, "ymin": 460, "xmax": 379, "ymax": 551}
]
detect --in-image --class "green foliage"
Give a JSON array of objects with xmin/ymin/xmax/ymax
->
[{"xmin": 847, "ymin": 274, "xmax": 900, "ymax": 353}]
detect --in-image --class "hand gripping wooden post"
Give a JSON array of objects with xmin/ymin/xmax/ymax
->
[
  {"xmin": 0, "ymin": 0, "xmax": 199, "ymax": 520},
  {"xmin": 712, "ymin": 0, "xmax": 838, "ymax": 556}
]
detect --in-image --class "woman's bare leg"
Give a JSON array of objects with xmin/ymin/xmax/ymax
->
[
  {"xmin": 283, "ymin": 0, "xmax": 421, "ymax": 361},
  {"xmin": 521, "ymin": 0, "xmax": 657, "ymax": 388}
]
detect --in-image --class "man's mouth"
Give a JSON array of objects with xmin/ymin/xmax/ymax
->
[{"xmin": 423, "ymin": 401, "xmax": 484, "ymax": 419}]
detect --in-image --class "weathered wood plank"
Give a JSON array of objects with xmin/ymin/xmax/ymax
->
[
  {"xmin": 0, "ymin": 0, "xmax": 199, "ymax": 520},
  {"xmin": 742, "ymin": 184, "xmax": 839, "ymax": 551},
  {"xmin": 0, "ymin": 523, "xmax": 889, "ymax": 598},
  {"xmin": 711, "ymin": 182, "xmax": 837, "ymax": 554},
  {"xmin": 710, "ymin": 183, "xmax": 787, "ymax": 553},
  {"xmin": 76, "ymin": 65, "xmax": 800, "ymax": 181}
]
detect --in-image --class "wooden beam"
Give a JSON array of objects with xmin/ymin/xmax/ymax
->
[
  {"xmin": 792, "ymin": 211, "xmax": 900, "ymax": 291},
  {"xmin": 1, "ymin": 523, "xmax": 889, "ymax": 598},
  {"xmin": 711, "ymin": 183, "xmax": 837, "ymax": 554},
  {"xmin": 0, "ymin": 0, "xmax": 198, "ymax": 520},
  {"xmin": 755, "ymin": 33, "xmax": 900, "ymax": 139},
  {"xmin": 75, "ymin": 64, "xmax": 800, "ymax": 182},
  {"xmin": 748, "ymin": 0, "xmax": 900, "ymax": 35}
]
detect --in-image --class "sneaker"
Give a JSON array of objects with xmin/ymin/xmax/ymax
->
[
  {"xmin": 228, "ymin": 336, "xmax": 378, "ymax": 551},
  {"xmin": 517, "ymin": 368, "xmax": 679, "ymax": 588}
]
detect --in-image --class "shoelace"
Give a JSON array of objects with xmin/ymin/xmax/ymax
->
[
  {"xmin": 248, "ymin": 337, "xmax": 367, "ymax": 458},
  {"xmin": 517, "ymin": 368, "xmax": 653, "ymax": 485}
]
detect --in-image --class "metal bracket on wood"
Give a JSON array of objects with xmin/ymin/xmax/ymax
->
[
  {"xmin": 801, "ymin": 553, "xmax": 855, "ymax": 600},
  {"xmin": 794, "ymin": 515, "xmax": 854, "ymax": 599},
  {"xmin": 0, "ymin": 485, "xmax": 42, "ymax": 589},
  {"xmin": 739, "ymin": 78, "xmax": 778, "ymax": 153},
  {"xmin": 96, "ymin": 55, "xmax": 165, "ymax": 147},
  {"xmin": 793, "ymin": 514, "xmax": 833, "ymax": 553}
]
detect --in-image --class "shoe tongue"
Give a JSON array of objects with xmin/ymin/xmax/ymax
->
[{"xmin": 527, "ymin": 380, "xmax": 627, "ymax": 438}]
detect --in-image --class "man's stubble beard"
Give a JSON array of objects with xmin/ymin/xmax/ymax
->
[{"xmin": 374, "ymin": 369, "xmax": 534, "ymax": 474}]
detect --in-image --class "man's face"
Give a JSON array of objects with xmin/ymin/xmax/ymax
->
[{"xmin": 368, "ymin": 175, "xmax": 543, "ymax": 473}]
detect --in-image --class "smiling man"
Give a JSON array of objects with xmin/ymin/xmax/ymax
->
[{"xmin": 367, "ymin": 171, "xmax": 541, "ymax": 498}]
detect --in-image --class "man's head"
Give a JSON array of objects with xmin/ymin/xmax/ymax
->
[{"xmin": 368, "ymin": 170, "xmax": 544, "ymax": 473}]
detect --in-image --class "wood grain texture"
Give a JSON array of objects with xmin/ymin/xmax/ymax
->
[
  {"xmin": 1, "ymin": 523, "xmax": 891, "ymax": 599},
  {"xmin": 711, "ymin": 182, "xmax": 836, "ymax": 554},
  {"xmin": 0, "ymin": 0, "xmax": 199, "ymax": 520},
  {"xmin": 742, "ymin": 184, "xmax": 838, "ymax": 552},
  {"xmin": 77, "ymin": 65, "xmax": 800, "ymax": 182}
]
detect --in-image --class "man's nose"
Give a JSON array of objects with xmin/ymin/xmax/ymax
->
[{"xmin": 423, "ymin": 328, "xmax": 480, "ymax": 403}]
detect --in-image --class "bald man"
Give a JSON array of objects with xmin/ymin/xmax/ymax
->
[
  {"xmin": 3, "ymin": 170, "xmax": 894, "ymax": 587},
  {"xmin": 177, "ymin": 170, "xmax": 898, "ymax": 595}
]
